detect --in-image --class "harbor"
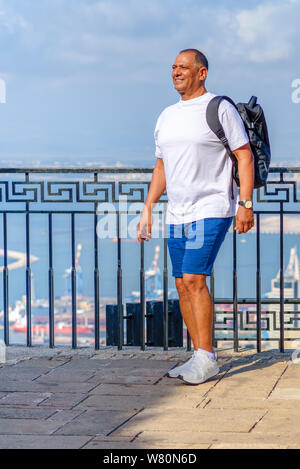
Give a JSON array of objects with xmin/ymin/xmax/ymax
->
[{"xmin": 1, "ymin": 239, "xmax": 300, "ymax": 348}]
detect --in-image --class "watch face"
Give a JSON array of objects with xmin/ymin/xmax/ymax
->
[{"xmin": 245, "ymin": 200, "xmax": 252, "ymax": 209}]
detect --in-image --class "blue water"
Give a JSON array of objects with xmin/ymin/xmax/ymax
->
[{"xmin": 0, "ymin": 209, "xmax": 296, "ymax": 308}]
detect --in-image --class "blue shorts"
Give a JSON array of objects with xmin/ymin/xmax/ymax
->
[{"xmin": 166, "ymin": 217, "xmax": 233, "ymax": 277}]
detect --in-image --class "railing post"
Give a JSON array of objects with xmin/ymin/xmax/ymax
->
[
  {"xmin": 256, "ymin": 213, "xmax": 261, "ymax": 353},
  {"xmin": 279, "ymin": 206, "xmax": 284, "ymax": 352},
  {"xmin": 117, "ymin": 210, "xmax": 123, "ymax": 350},
  {"xmin": 25, "ymin": 172, "xmax": 32, "ymax": 347},
  {"xmin": 140, "ymin": 240, "xmax": 146, "ymax": 351},
  {"xmin": 163, "ymin": 226, "xmax": 169, "ymax": 350},
  {"xmin": 3, "ymin": 213, "xmax": 9, "ymax": 346},
  {"xmin": 94, "ymin": 196, "xmax": 100, "ymax": 350},
  {"xmin": 210, "ymin": 268, "xmax": 216, "ymax": 348},
  {"xmin": 71, "ymin": 213, "xmax": 77, "ymax": 349},
  {"xmin": 48, "ymin": 213, "xmax": 54, "ymax": 348},
  {"xmin": 233, "ymin": 217, "xmax": 238, "ymax": 352}
]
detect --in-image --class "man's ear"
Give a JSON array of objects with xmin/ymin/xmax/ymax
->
[{"xmin": 198, "ymin": 67, "xmax": 208, "ymax": 82}]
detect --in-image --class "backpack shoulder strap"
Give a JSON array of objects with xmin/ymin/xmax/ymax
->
[
  {"xmin": 206, "ymin": 95, "xmax": 237, "ymax": 163},
  {"xmin": 206, "ymin": 95, "xmax": 239, "ymax": 200}
]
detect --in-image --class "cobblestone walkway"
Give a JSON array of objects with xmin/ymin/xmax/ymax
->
[{"xmin": 0, "ymin": 346, "xmax": 299, "ymax": 449}]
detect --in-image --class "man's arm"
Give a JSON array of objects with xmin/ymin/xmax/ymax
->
[
  {"xmin": 233, "ymin": 142, "xmax": 255, "ymax": 234},
  {"xmin": 137, "ymin": 157, "xmax": 166, "ymax": 243}
]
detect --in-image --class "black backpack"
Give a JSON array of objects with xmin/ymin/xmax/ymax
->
[{"xmin": 206, "ymin": 95, "xmax": 271, "ymax": 199}]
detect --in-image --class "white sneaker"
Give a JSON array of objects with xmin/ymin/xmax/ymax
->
[
  {"xmin": 179, "ymin": 350, "xmax": 220, "ymax": 385},
  {"xmin": 167, "ymin": 348, "xmax": 217, "ymax": 379},
  {"xmin": 166, "ymin": 352, "xmax": 197, "ymax": 378}
]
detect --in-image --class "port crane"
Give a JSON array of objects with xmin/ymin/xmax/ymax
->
[{"xmin": 64, "ymin": 242, "xmax": 83, "ymax": 297}]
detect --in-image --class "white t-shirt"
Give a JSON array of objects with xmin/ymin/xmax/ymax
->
[{"xmin": 154, "ymin": 92, "xmax": 249, "ymax": 224}]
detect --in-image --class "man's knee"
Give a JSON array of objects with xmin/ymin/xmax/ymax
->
[
  {"xmin": 182, "ymin": 273, "xmax": 207, "ymax": 292},
  {"xmin": 175, "ymin": 277, "xmax": 189, "ymax": 298}
]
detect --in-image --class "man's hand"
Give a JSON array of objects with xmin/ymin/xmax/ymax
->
[
  {"xmin": 234, "ymin": 206, "xmax": 254, "ymax": 234},
  {"xmin": 137, "ymin": 209, "xmax": 153, "ymax": 243}
]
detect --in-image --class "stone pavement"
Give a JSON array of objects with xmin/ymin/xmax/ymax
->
[{"xmin": 0, "ymin": 345, "xmax": 299, "ymax": 449}]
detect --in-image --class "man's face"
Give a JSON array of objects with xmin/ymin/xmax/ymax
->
[{"xmin": 172, "ymin": 52, "xmax": 206, "ymax": 96}]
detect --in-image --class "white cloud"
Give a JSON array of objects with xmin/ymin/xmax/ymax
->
[
  {"xmin": 83, "ymin": 0, "xmax": 166, "ymax": 30},
  {"xmin": 1, "ymin": 0, "xmax": 300, "ymax": 83},
  {"xmin": 0, "ymin": 3, "xmax": 29, "ymax": 33},
  {"xmin": 55, "ymin": 0, "xmax": 300, "ymax": 75},
  {"xmin": 235, "ymin": 2, "xmax": 299, "ymax": 62}
]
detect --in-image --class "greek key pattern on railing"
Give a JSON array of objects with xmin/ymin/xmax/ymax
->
[
  {"xmin": 257, "ymin": 180, "xmax": 300, "ymax": 203},
  {"xmin": 0, "ymin": 167, "xmax": 299, "ymax": 206},
  {"xmin": 215, "ymin": 310, "xmax": 300, "ymax": 337},
  {"xmin": 0, "ymin": 180, "xmax": 165, "ymax": 204}
]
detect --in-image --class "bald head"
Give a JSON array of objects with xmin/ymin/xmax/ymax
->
[{"xmin": 179, "ymin": 49, "xmax": 209, "ymax": 71}]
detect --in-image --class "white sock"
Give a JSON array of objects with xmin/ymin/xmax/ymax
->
[{"xmin": 197, "ymin": 348, "xmax": 216, "ymax": 361}]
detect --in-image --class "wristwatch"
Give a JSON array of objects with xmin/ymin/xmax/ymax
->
[{"xmin": 239, "ymin": 200, "xmax": 253, "ymax": 209}]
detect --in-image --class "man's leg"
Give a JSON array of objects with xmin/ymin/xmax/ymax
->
[
  {"xmin": 175, "ymin": 277, "xmax": 200, "ymax": 350},
  {"xmin": 181, "ymin": 273, "xmax": 213, "ymax": 353},
  {"xmin": 173, "ymin": 273, "xmax": 219, "ymax": 385}
]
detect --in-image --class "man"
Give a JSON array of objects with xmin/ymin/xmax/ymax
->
[{"xmin": 137, "ymin": 49, "xmax": 254, "ymax": 384}]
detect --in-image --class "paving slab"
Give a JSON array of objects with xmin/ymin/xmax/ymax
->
[
  {"xmin": 0, "ymin": 407, "xmax": 56, "ymax": 419},
  {"xmin": 33, "ymin": 369, "xmax": 96, "ymax": 383},
  {"xmin": 111, "ymin": 408, "xmax": 266, "ymax": 436},
  {"xmin": 252, "ymin": 408, "xmax": 300, "ymax": 434},
  {"xmin": 56, "ymin": 359, "xmax": 112, "ymax": 371},
  {"xmin": 87, "ymin": 369, "xmax": 165, "ymax": 381},
  {"xmin": 102, "ymin": 359, "xmax": 174, "ymax": 370},
  {"xmin": 90, "ymin": 383, "xmax": 164, "ymax": 396},
  {"xmin": 279, "ymin": 364, "xmax": 300, "ymax": 379},
  {"xmin": 269, "ymin": 388, "xmax": 300, "ymax": 399},
  {"xmin": 0, "ymin": 392, "xmax": 51, "ymax": 406},
  {"xmin": 0, "ymin": 434, "xmax": 91, "ymax": 449},
  {"xmin": 277, "ymin": 377, "xmax": 300, "ymax": 386},
  {"xmin": 0, "ymin": 379, "xmax": 94, "ymax": 393},
  {"xmin": 89, "ymin": 383, "xmax": 209, "ymax": 402},
  {"xmin": 210, "ymin": 442, "xmax": 289, "ymax": 449},
  {"xmin": 0, "ymin": 418, "xmax": 62, "ymax": 435},
  {"xmin": 54, "ymin": 409, "xmax": 140, "ymax": 436},
  {"xmin": 33, "ymin": 379, "xmax": 96, "ymax": 393},
  {"xmin": 133, "ymin": 430, "xmax": 299, "ymax": 447},
  {"xmin": 6, "ymin": 358, "xmax": 70, "ymax": 370},
  {"xmin": 224, "ymin": 362, "xmax": 288, "ymax": 380},
  {"xmin": 46, "ymin": 409, "xmax": 86, "ymax": 424},
  {"xmin": 87, "ymin": 373, "xmax": 160, "ymax": 385},
  {"xmin": 204, "ymin": 383, "xmax": 274, "ymax": 400},
  {"xmin": 38, "ymin": 393, "xmax": 89, "ymax": 409},
  {"xmin": 83, "ymin": 440, "xmax": 210, "ymax": 449},
  {"xmin": 0, "ymin": 369, "xmax": 47, "ymax": 382},
  {"xmin": 76, "ymin": 393, "xmax": 200, "ymax": 411},
  {"xmin": 219, "ymin": 372, "xmax": 283, "ymax": 386},
  {"xmin": 201, "ymin": 397, "xmax": 300, "ymax": 409}
]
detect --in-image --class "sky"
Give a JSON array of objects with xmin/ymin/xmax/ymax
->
[{"xmin": 0, "ymin": 0, "xmax": 299, "ymax": 167}]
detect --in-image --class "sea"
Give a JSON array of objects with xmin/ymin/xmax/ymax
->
[{"xmin": 0, "ymin": 213, "xmax": 299, "ymax": 308}]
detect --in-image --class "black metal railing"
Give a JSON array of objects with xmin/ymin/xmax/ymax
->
[{"xmin": 0, "ymin": 167, "xmax": 300, "ymax": 352}]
